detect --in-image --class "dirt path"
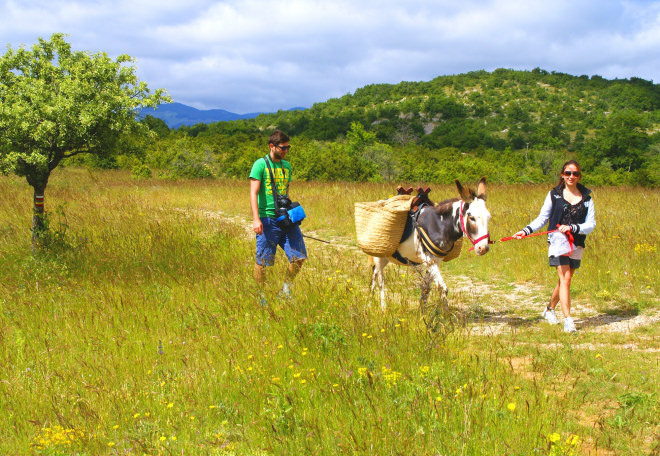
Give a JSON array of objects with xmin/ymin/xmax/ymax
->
[{"xmin": 449, "ymin": 275, "xmax": 660, "ymax": 338}]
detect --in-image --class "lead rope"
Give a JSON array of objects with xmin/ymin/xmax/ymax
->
[{"xmin": 469, "ymin": 225, "xmax": 574, "ymax": 251}]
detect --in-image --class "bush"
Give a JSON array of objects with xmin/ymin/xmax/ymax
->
[
  {"xmin": 131, "ymin": 164, "xmax": 152, "ymax": 179},
  {"xmin": 163, "ymin": 151, "xmax": 215, "ymax": 179}
]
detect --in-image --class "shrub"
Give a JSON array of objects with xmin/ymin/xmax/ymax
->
[
  {"xmin": 166, "ymin": 151, "xmax": 215, "ymax": 179},
  {"xmin": 131, "ymin": 164, "xmax": 153, "ymax": 179}
]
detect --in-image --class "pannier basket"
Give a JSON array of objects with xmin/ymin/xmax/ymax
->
[{"xmin": 354, "ymin": 195, "xmax": 413, "ymax": 257}]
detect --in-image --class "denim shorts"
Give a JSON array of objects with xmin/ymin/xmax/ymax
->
[{"xmin": 255, "ymin": 217, "xmax": 307, "ymax": 266}]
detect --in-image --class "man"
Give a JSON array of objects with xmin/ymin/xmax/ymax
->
[{"xmin": 249, "ymin": 130, "xmax": 306, "ymax": 301}]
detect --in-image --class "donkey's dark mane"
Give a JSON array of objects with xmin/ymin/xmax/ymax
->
[{"xmin": 432, "ymin": 198, "xmax": 460, "ymax": 217}]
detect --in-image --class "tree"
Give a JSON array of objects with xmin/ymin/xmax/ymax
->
[
  {"xmin": 0, "ymin": 34, "xmax": 169, "ymax": 246},
  {"xmin": 346, "ymin": 121, "xmax": 376, "ymax": 155},
  {"xmin": 583, "ymin": 110, "xmax": 650, "ymax": 171}
]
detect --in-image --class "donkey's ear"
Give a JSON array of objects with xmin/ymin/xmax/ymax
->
[
  {"xmin": 477, "ymin": 176, "xmax": 486, "ymax": 201},
  {"xmin": 455, "ymin": 179, "xmax": 474, "ymax": 202}
]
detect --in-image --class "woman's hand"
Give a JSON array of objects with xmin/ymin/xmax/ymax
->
[
  {"xmin": 557, "ymin": 224, "xmax": 572, "ymax": 234},
  {"xmin": 512, "ymin": 230, "xmax": 527, "ymax": 239}
]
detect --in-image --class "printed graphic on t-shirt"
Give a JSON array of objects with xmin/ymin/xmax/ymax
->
[{"xmin": 265, "ymin": 166, "xmax": 289, "ymax": 196}]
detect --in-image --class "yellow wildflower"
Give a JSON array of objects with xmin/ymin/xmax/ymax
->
[
  {"xmin": 547, "ymin": 433, "xmax": 561, "ymax": 443},
  {"xmin": 567, "ymin": 434, "xmax": 580, "ymax": 446}
]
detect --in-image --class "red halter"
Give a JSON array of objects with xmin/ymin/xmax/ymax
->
[{"xmin": 460, "ymin": 201, "xmax": 492, "ymax": 247}]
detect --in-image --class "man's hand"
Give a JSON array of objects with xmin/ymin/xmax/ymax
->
[{"xmin": 253, "ymin": 219, "xmax": 263, "ymax": 235}]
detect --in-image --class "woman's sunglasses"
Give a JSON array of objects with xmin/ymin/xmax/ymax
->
[{"xmin": 563, "ymin": 171, "xmax": 581, "ymax": 177}]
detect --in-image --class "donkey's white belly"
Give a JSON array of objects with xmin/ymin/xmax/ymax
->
[{"xmin": 391, "ymin": 230, "xmax": 428, "ymax": 265}]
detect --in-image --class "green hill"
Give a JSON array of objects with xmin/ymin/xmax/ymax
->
[
  {"xmin": 138, "ymin": 69, "xmax": 660, "ymax": 186},
  {"xmin": 253, "ymin": 68, "xmax": 658, "ymax": 152}
]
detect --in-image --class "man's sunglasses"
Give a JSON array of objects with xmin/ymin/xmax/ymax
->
[
  {"xmin": 273, "ymin": 144, "xmax": 291, "ymax": 151},
  {"xmin": 563, "ymin": 171, "xmax": 581, "ymax": 177}
]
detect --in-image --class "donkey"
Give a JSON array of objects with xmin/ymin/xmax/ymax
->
[{"xmin": 370, "ymin": 178, "xmax": 490, "ymax": 311}]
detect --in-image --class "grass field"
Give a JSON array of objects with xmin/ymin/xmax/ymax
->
[{"xmin": 1, "ymin": 168, "xmax": 658, "ymax": 455}]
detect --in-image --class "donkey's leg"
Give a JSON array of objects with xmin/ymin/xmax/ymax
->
[
  {"xmin": 415, "ymin": 265, "xmax": 432, "ymax": 306},
  {"xmin": 369, "ymin": 256, "xmax": 378, "ymax": 292},
  {"xmin": 370, "ymin": 257, "xmax": 389, "ymax": 311},
  {"xmin": 427, "ymin": 263, "xmax": 449, "ymax": 313}
]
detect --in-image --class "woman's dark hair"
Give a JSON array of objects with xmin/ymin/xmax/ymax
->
[{"xmin": 557, "ymin": 159, "xmax": 582, "ymax": 187}]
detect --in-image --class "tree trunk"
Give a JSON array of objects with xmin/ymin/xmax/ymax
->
[{"xmin": 31, "ymin": 184, "xmax": 47, "ymax": 250}]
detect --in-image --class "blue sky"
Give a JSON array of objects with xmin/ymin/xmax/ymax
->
[{"xmin": 1, "ymin": 0, "xmax": 659, "ymax": 113}]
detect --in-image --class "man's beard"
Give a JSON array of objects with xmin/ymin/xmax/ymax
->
[{"xmin": 272, "ymin": 150, "xmax": 283, "ymax": 160}]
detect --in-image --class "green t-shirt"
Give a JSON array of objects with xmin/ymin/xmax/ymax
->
[{"xmin": 249, "ymin": 156, "xmax": 292, "ymax": 218}]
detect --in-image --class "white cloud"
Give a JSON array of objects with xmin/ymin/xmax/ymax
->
[{"xmin": 1, "ymin": 0, "xmax": 659, "ymax": 112}]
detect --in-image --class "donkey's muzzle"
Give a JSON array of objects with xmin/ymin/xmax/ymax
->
[{"xmin": 474, "ymin": 244, "xmax": 490, "ymax": 255}]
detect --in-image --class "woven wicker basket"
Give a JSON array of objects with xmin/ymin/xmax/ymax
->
[
  {"xmin": 441, "ymin": 237, "xmax": 463, "ymax": 262},
  {"xmin": 354, "ymin": 195, "xmax": 413, "ymax": 257}
]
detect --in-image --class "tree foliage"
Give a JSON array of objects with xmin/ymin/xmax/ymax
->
[{"xmin": 0, "ymin": 34, "xmax": 169, "ymax": 185}]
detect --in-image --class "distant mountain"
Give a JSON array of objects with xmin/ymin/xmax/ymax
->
[{"xmin": 139, "ymin": 102, "xmax": 265, "ymax": 128}]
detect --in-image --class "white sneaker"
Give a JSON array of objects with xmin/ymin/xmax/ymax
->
[
  {"xmin": 564, "ymin": 317, "xmax": 577, "ymax": 333},
  {"xmin": 542, "ymin": 307, "xmax": 559, "ymax": 325}
]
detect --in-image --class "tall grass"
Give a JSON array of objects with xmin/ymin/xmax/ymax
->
[{"xmin": 0, "ymin": 169, "xmax": 657, "ymax": 455}]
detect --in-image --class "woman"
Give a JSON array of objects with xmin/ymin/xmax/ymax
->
[{"xmin": 513, "ymin": 160, "xmax": 596, "ymax": 333}]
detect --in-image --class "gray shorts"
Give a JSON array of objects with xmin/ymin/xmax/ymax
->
[
  {"xmin": 549, "ymin": 255, "xmax": 581, "ymax": 269},
  {"xmin": 549, "ymin": 246, "xmax": 583, "ymax": 269}
]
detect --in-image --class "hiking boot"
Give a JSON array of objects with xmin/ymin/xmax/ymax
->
[
  {"xmin": 564, "ymin": 317, "xmax": 577, "ymax": 333},
  {"xmin": 542, "ymin": 307, "xmax": 559, "ymax": 325}
]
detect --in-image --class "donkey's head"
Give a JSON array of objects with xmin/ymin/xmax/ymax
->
[{"xmin": 456, "ymin": 177, "xmax": 491, "ymax": 255}]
